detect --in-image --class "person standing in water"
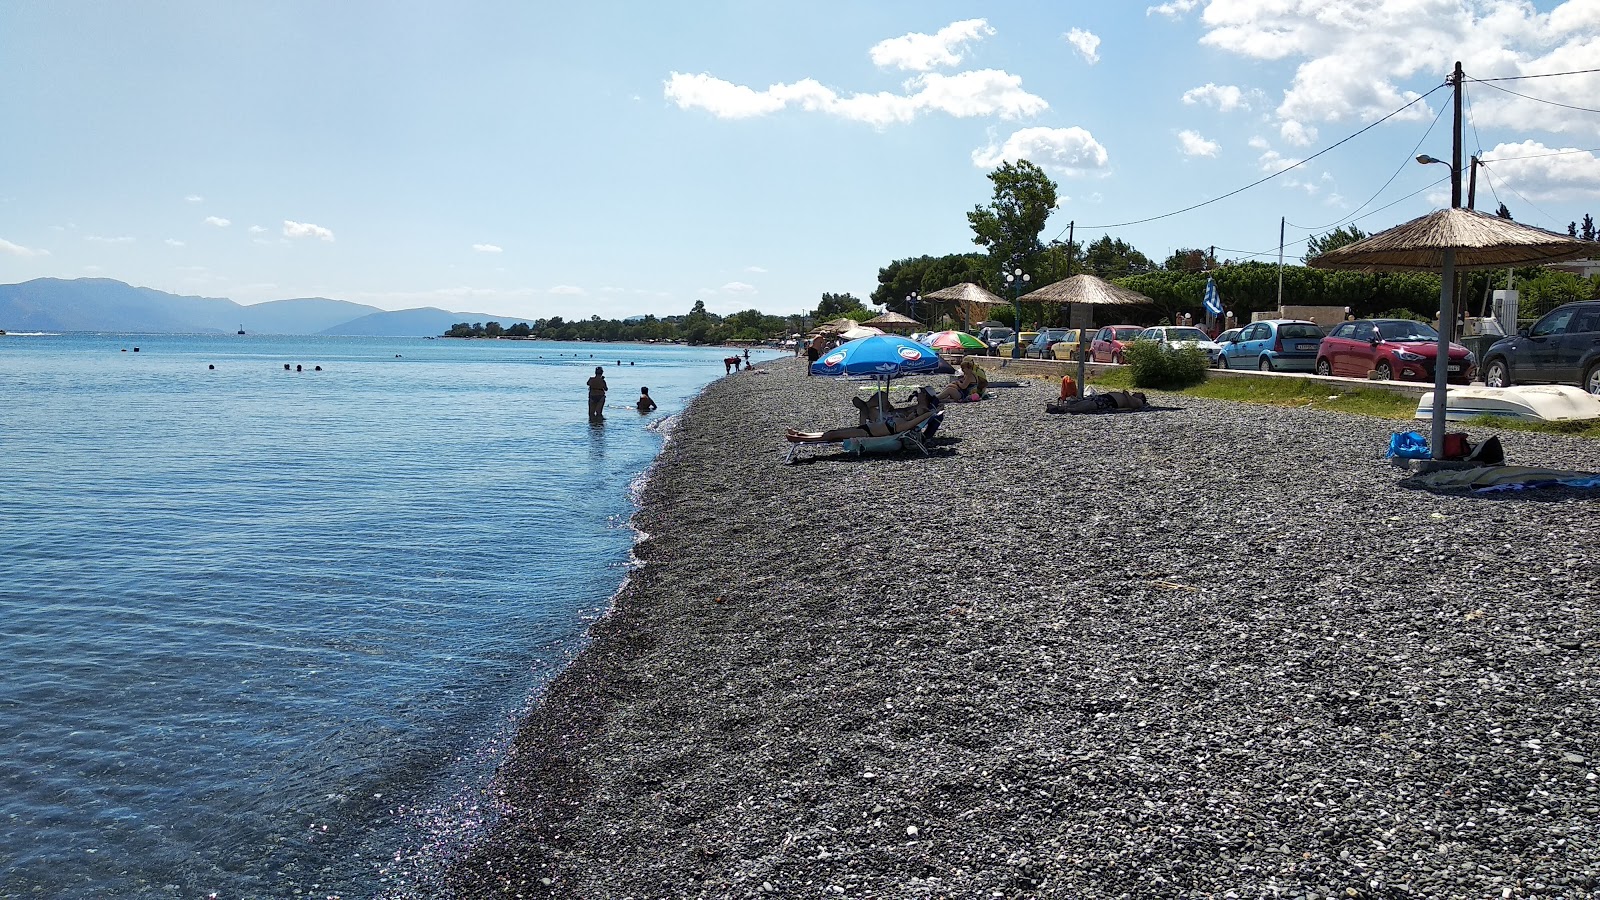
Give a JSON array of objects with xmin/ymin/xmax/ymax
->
[
  {"xmin": 636, "ymin": 387, "xmax": 657, "ymax": 413},
  {"xmin": 586, "ymin": 366, "xmax": 608, "ymax": 420}
]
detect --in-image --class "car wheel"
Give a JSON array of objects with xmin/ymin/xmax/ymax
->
[
  {"xmin": 1258, "ymin": 356, "xmax": 1275, "ymax": 372},
  {"xmin": 1375, "ymin": 361, "xmax": 1393, "ymax": 380},
  {"xmin": 1112, "ymin": 352, "xmax": 1123, "ymax": 364},
  {"xmin": 1484, "ymin": 358, "xmax": 1510, "ymax": 388},
  {"xmin": 1218, "ymin": 354, "xmax": 1230, "ymax": 369},
  {"xmin": 1315, "ymin": 358, "xmax": 1332, "ymax": 377},
  {"xmin": 1584, "ymin": 362, "xmax": 1600, "ymax": 395}
]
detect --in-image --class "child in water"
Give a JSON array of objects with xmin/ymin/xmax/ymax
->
[{"xmin": 636, "ymin": 387, "xmax": 657, "ymax": 413}]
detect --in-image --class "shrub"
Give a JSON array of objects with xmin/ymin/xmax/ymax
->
[{"xmin": 1123, "ymin": 340, "xmax": 1209, "ymax": 390}]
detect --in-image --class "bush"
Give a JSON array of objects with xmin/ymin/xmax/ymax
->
[{"xmin": 1123, "ymin": 340, "xmax": 1209, "ymax": 390}]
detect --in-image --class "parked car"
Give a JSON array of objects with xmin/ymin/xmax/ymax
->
[
  {"xmin": 1025, "ymin": 328, "xmax": 1074, "ymax": 358},
  {"xmin": 1316, "ymin": 318, "xmax": 1476, "ymax": 383},
  {"xmin": 1218, "ymin": 319, "xmax": 1325, "ymax": 372},
  {"xmin": 1090, "ymin": 325, "xmax": 1146, "ymax": 363},
  {"xmin": 1480, "ymin": 301, "xmax": 1600, "ymax": 393},
  {"xmin": 1211, "ymin": 328, "xmax": 1242, "ymax": 366},
  {"xmin": 977, "ymin": 325, "xmax": 1013, "ymax": 355},
  {"xmin": 994, "ymin": 331, "xmax": 1039, "ymax": 358},
  {"xmin": 1048, "ymin": 328, "xmax": 1096, "ymax": 361},
  {"xmin": 1134, "ymin": 326, "xmax": 1224, "ymax": 365}
]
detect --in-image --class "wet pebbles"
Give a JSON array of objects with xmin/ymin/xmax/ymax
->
[{"xmin": 447, "ymin": 359, "xmax": 1599, "ymax": 899}]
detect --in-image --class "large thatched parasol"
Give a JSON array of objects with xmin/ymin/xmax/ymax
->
[
  {"xmin": 861, "ymin": 310, "xmax": 922, "ymax": 333},
  {"xmin": 1308, "ymin": 207, "xmax": 1600, "ymax": 272},
  {"xmin": 1019, "ymin": 274, "xmax": 1156, "ymax": 307},
  {"xmin": 921, "ymin": 282, "xmax": 1006, "ymax": 331},
  {"xmin": 1310, "ymin": 206, "xmax": 1599, "ymax": 460}
]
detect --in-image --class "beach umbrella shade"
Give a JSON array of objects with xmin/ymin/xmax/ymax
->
[
  {"xmin": 862, "ymin": 311, "xmax": 922, "ymax": 333},
  {"xmin": 1019, "ymin": 274, "xmax": 1156, "ymax": 307},
  {"xmin": 838, "ymin": 324, "xmax": 885, "ymax": 341},
  {"xmin": 924, "ymin": 330, "xmax": 987, "ymax": 352},
  {"xmin": 1309, "ymin": 206, "xmax": 1600, "ymax": 459},
  {"xmin": 810, "ymin": 333, "xmax": 945, "ymax": 379}
]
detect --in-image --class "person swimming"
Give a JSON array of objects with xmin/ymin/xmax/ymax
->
[{"xmin": 636, "ymin": 387, "xmax": 657, "ymax": 413}]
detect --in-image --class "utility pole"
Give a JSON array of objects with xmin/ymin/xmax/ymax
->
[
  {"xmin": 1427, "ymin": 60, "xmax": 1466, "ymax": 462},
  {"xmin": 1276, "ymin": 217, "xmax": 1285, "ymax": 310},
  {"xmin": 1467, "ymin": 155, "xmax": 1479, "ymax": 210}
]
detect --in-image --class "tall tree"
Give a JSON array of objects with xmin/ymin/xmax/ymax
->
[
  {"xmin": 967, "ymin": 159, "xmax": 1060, "ymax": 273},
  {"xmin": 1583, "ymin": 214, "xmax": 1597, "ymax": 242},
  {"xmin": 1496, "ymin": 202, "xmax": 1512, "ymax": 219},
  {"xmin": 1080, "ymin": 236, "xmax": 1154, "ymax": 279},
  {"xmin": 1162, "ymin": 248, "xmax": 1214, "ymax": 272},
  {"xmin": 1304, "ymin": 225, "xmax": 1369, "ymax": 262},
  {"xmin": 813, "ymin": 292, "xmax": 865, "ymax": 321}
]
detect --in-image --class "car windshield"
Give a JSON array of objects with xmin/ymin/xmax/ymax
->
[
  {"xmin": 1377, "ymin": 320, "xmax": 1438, "ymax": 341},
  {"xmin": 1039, "ymin": 329, "xmax": 1070, "ymax": 340},
  {"xmin": 1111, "ymin": 327, "xmax": 1143, "ymax": 340},
  {"xmin": 1168, "ymin": 328, "xmax": 1209, "ymax": 341},
  {"xmin": 1278, "ymin": 323, "xmax": 1324, "ymax": 339}
]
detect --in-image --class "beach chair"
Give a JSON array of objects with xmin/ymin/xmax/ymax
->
[{"xmin": 785, "ymin": 410, "xmax": 943, "ymax": 464}]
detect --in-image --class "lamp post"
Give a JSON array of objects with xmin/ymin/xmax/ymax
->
[
  {"xmin": 1004, "ymin": 266, "xmax": 1030, "ymax": 358},
  {"xmin": 905, "ymin": 290, "xmax": 920, "ymax": 326}
]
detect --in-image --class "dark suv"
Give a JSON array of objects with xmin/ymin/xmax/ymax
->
[{"xmin": 1481, "ymin": 301, "xmax": 1600, "ymax": 394}]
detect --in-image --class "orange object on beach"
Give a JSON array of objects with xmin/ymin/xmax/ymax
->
[{"xmin": 1060, "ymin": 374, "xmax": 1078, "ymax": 400}]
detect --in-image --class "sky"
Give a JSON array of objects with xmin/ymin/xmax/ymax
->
[{"xmin": 2, "ymin": 0, "xmax": 1599, "ymax": 322}]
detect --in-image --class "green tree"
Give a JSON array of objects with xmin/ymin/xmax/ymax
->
[
  {"xmin": 1583, "ymin": 214, "xmax": 1597, "ymax": 242},
  {"xmin": 1080, "ymin": 236, "xmax": 1154, "ymax": 279},
  {"xmin": 1496, "ymin": 202, "xmax": 1512, "ymax": 219},
  {"xmin": 967, "ymin": 159, "xmax": 1059, "ymax": 272},
  {"xmin": 1162, "ymin": 248, "xmax": 1214, "ymax": 272},
  {"xmin": 813, "ymin": 292, "xmax": 866, "ymax": 320},
  {"xmin": 1305, "ymin": 225, "xmax": 1369, "ymax": 262}
]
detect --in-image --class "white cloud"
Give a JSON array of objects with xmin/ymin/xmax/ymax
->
[
  {"xmin": 283, "ymin": 220, "xmax": 335, "ymax": 242},
  {"xmin": 86, "ymin": 234, "xmax": 134, "ymax": 243},
  {"xmin": 549, "ymin": 285, "xmax": 585, "ymax": 295},
  {"xmin": 1147, "ymin": 0, "xmax": 1199, "ymax": 18},
  {"xmin": 721, "ymin": 281, "xmax": 757, "ymax": 294},
  {"xmin": 869, "ymin": 19, "xmax": 993, "ymax": 71},
  {"xmin": 165, "ymin": 238, "xmax": 186, "ymax": 247},
  {"xmin": 1279, "ymin": 119, "xmax": 1318, "ymax": 146},
  {"xmin": 185, "ymin": 194, "xmax": 203, "ymax": 204},
  {"xmin": 665, "ymin": 69, "xmax": 1046, "ymax": 126},
  {"xmin": 248, "ymin": 224, "xmax": 266, "ymax": 234},
  {"xmin": 1247, "ymin": 135, "xmax": 1271, "ymax": 150},
  {"xmin": 204, "ymin": 216, "xmax": 230, "ymax": 228},
  {"xmin": 1063, "ymin": 28, "xmax": 1101, "ymax": 64},
  {"xmin": 0, "ymin": 237, "xmax": 49, "ymax": 257},
  {"xmin": 1479, "ymin": 141, "xmax": 1600, "ymax": 203},
  {"xmin": 1178, "ymin": 129, "xmax": 1221, "ymax": 157},
  {"xmin": 473, "ymin": 243, "xmax": 503, "ymax": 253},
  {"xmin": 1181, "ymin": 82, "xmax": 1255, "ymax": 112},
  {"xmin": 972, "ymin": 126, "xmax": 1109, "ymax": 176},
  {"xmin": 744, "ymin": 265, "xmax": 768, "ymax": 273}
]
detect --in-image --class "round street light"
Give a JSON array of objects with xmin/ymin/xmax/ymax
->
[
  {"xmin": 1004, "ymin": 267, "xmax": 1030, "ymax": 358},
  {"xmin": 905, "ymin": 290, "xmax": 920, "ymax": 324}
]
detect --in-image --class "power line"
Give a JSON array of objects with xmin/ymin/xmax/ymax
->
[
  {"xmin": 1469, "ymin": 67, "xmax": 1600, "ymax": 82},
  {"xmin": 1481, "ymin": 145, "xmax": 1600, "ymax": 162},
  {"xmin": 1056, "ymin": 84, "xmax": 1446, "ymax": 236},
  {"xmin": 1217, "ymin": 174, "xmax": 1451, "ymax": 262},
  {"xmin": 1471, "ymin": 79, "xmax": 1600, "ymax": 115},
  {"xmin": 1285, "ymin": 95, "xmax": 1449, "ymax": 233},
  {"xmin": 1476, "ymin": 165, "xmax": 1561, "ymax": 226}
]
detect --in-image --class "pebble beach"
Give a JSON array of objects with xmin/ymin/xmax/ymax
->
[{"xmin": 446, "ymin": 356, "xmax": 1599, "ymax": 899}]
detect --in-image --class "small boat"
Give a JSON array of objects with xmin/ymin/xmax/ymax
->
[{"xmin": 1417, "ymin": 384, "xmax": 1600, "ymax": 423}]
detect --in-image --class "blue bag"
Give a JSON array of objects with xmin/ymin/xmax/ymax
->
[{"xmin": 1386, "ymin": 431, "xmax": 1430, "ymax": 459}]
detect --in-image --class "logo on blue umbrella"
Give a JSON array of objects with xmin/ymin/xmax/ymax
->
[{"xmin": 1203, "ymin": 276, "xmax": 1223, "ymax": 316}]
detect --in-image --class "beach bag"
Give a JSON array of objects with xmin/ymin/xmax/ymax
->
[
  {"xmin": 1442, "ymin": 432, "xmax": 1470, "ymax": 460},
  {"xmin": 1386, "ymin": 431, "xmax": 1430, "ymax": 459}
]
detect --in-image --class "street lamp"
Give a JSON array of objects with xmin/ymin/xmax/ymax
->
[
  {"xmin": 905, "ymin": 290, "xmax": 920, "ymax": 325},
  {"xmin": 1004, "ymin": 266, "xmax": 1030, "ymax": 358}
]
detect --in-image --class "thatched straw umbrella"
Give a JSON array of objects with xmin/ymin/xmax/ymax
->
[
  {"xmin": 862, "ymin": 310, "xmax": 922, "ymax": 333},
  {"xmin": 921, "ymin": 282, "xmax": 1006, "ymax": 331},
  {"xmin": 1310, "ymin": 207, "xmax": 1599, "ymax": 460},
  {"xmin": 1018, "ymin": 274, "xmax": 1159, "ymax": 386}
]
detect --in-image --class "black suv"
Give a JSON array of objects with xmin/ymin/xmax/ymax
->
[{"xmin": 1482, "ymin": 301, "xmax": 1600, "ymax": 394}]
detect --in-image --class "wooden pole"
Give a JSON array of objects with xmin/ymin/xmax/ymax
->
[{"xmin": 1431, "ymin": 61, "xmax": 1464, "ymax": 460}]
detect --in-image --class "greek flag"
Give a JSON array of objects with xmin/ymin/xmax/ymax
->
[{"xmin": 1203, "ymin": 276, "xmax": 1223, "ymax": 316}]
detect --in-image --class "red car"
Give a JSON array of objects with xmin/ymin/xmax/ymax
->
[
  {"xmin": 1090, "ymin": 325, "xmax": 1146, "ymax": 363},
  {"xmin": 1315, "ymin": 318, "xmax": 1476, "ymax": 383}
]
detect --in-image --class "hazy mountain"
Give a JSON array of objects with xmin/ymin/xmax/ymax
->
[{"xmin": 0, "ymin": 278, "xmax": 529, "ymax": 336}]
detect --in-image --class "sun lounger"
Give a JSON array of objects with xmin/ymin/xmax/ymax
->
[{"xmin": 785, "ymin": 410, "xmax": 943, "ymax": 464}]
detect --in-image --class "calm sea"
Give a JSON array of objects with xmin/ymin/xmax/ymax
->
[{"xmin": 0, "ymin": 333, "xmax": 776, "ymax": 899}]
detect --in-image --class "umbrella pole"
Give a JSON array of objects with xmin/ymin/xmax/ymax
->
[{"xmin": 1431, "ymin": 247, "xmax": 1456, "ymax": 460}]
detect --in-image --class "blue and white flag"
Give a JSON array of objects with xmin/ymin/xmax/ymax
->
[{"xmin": 1203, "ymin": 276, "xmax": 1223, "ymax": 316}]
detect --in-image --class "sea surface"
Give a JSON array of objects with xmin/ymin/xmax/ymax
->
[{"xmin": 0, "ymin": 333, "xmax": 776, "ymax": 899}]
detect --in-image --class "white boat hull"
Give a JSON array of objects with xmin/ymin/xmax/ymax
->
[{"xmin": 1416, "ymin": 384, "xmax": 1600, "ymax": 423}]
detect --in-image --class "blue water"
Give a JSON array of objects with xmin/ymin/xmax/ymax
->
[{"xmin": 0, "ymin": 334, "xmax": 774, "ymax": 898}]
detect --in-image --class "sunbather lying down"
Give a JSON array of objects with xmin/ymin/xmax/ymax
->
[
  {"xmin": 1046, "ymin": 389, "xmax": 1148, "ymax": 414},
  {"xmin": 786, "ymin": 408, "xmax": 937, "ymax": 443}
]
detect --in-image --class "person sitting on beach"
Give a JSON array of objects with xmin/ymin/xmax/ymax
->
[
  {"xmin": 636, "ymin": 387, "xmax": 657, "ymax": 413},
  {"xmin": 786, "ymin": 407, "xmax": 936, "ymax": 444},
  {"xmin": 937, "ymin": 358, "xmax": 986, "ymax": 402}
]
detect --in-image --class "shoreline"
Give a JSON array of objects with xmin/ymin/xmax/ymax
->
[{"xmin": 447, "ymin": 358, "xmax": 1600, "ymax": 898}]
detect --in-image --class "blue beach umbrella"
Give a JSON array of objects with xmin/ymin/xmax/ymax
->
[{"xmin": 810, "ymin": 333, "xmax": 944, "ymax": 378}]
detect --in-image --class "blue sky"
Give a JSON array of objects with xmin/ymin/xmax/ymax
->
[{"xmin": 3, "ymin": 1, "xmax": 1598, "ymax": 321}]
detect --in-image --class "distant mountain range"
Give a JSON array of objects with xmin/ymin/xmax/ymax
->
[{"xmin": 0, "ymin": 278, "xmax": 531, "ymax": 336}]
